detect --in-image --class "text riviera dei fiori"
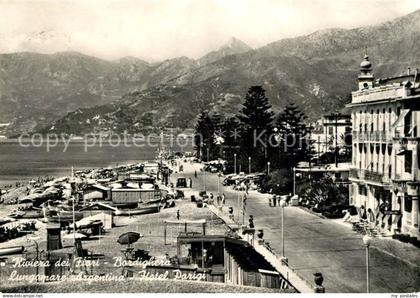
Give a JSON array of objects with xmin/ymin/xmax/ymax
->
[{"xmin": 7, "ymin": 257, "xmax": 206, "ymax": 282}]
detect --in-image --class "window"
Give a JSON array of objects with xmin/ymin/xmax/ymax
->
[
  {"xmin": 359, "ymin": 185, "xmax": 367, "ymax": 196},
  {"xmin": 405, "ymin": 150, "xmax": 412, "ymax": 174},
  {"xmin": 404, "ymin": 196, "xmax": 412, "ymax": 212},
  {"xmin": 404, "ymin": 111, "xmax": 412, "ymax": 136}
]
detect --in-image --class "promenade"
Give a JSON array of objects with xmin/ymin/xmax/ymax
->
[{"xmin": 171, "ymin": 161, "xmax": 420, "ymax": 293}]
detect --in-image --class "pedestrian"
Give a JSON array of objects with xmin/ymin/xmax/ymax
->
[
  {"xmin": 177, "ymin": 209, "xmax": 180, "ymax": 220},
  {"xmin": 272, "ymin": 195, "xmax": 277, "ymax": 207},
  {"xmin": 221, "ymin": 193, "xmax": 226, "ymax": 205},
  {"xmin": 194, "ymin": 170, "xmax": 197, "ymax": 178}
]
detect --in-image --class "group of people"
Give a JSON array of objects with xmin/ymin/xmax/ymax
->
[{"xmin": 268, "ymin": 194, "xmax": 290, "ymax": 207}]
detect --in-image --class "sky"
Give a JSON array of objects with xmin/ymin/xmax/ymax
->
[{"xmin": 1, "ymin": 0, "xmax": 420, "ymax": 61}]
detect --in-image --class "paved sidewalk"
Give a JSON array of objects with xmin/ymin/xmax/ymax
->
[{"xmin": 170, "ymin": 161, "xmax": 420, "ymax": 293}]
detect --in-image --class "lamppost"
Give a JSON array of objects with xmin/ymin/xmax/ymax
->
[
  {"xmin": 267, "ymin": 161, "xmax": 271, "ymax": 175},
  {"xmin": 248, "ymin": 157, "xmax": 251, "ymax": 174},
  {"xmin": 234, "ymin": 153, "xmax": 237, "ymax": 174},
  {"xmin": 28, "ymin": 236, "xmax": 41, "ymax": 282},
  {"xmin": 280, "ymin": 199, "xmax": 288, "ymax": 265},
  {"xmin": 203, "ymin": 166, "xmax": 207, "ymax": 192},
  {"xmin": 363, "ymin": 234, "xmax": 372, "ymax": 293},
  {"xmin": 217, "ymin": 171, "xmax": 221, "ymax": 198},
  {"xmin": 0, "ymin": 257, "xmax": 6, "ymax": 281},
  {"xmin": 292, "ymin": 167, "xmax": 296, "ymax": 195}
]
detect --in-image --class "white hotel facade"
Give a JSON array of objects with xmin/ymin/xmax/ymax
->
[{"xmin": 347, "ymin": 55, "xmax": 420, "ymax": 238}]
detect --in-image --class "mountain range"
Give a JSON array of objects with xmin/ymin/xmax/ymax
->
[{"xmin": 1, "ymin": 10, "xmax": 420, "ymax": 136}]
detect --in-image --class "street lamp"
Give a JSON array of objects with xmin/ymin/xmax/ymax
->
[
  {"xmin": 203, "ymin": 166, "xmax": 207, "ymax": 192},
  {"xmin": 218, "ymin": 171, "xmax": 221, "ymax": 198},
  {"xmin": 292, "ymin": 167, "xmax": 296, "ymax": 195},
  {"xmin": 234, "ymin": 153, "xmax": 237, "ymax": 174},
  {"xmin": 279, "ymin": 199, "xmax": 288, "ymax": 265},
  {"xmin": 28, "ymin": 236, "xmax": 41, "ymax": 282},
  {"xmin": 363, "ymin": 234, "xmax": 372, "ymax": 293},
  {"xmin": 267, "ymin": 162, "xmax": 271, "ymax": 175},
  {"xmin": 248, "ymin": 157, "xmax": 251, "ymax": 174}
]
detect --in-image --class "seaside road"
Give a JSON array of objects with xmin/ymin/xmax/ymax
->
[{"xmin": 170, "ymin": 161, "xmax": 420, "ymax": 293}]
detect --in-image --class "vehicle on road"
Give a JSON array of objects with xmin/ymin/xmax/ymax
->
[{"xmin": 176, "ymin": 177, "xmax": 187, "ymax": 188}]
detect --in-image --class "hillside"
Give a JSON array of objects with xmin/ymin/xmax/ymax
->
[{"xmin": 1, "ymin": 9, "xmax": 420, "ymax": 136}]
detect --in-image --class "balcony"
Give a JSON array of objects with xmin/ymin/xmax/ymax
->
[
  {"xmin": 394, "ymin": 172, "xmax": 414, "ymax": 182},
  {"xmin": 364, "ymin": 170, "xmax": 387, "ymax": 184},
  {"xmin": 352, "ymin": 131, "xmax": 392, "ymax": 142},
  {"xmin": 349, "ymin": 168, "xmax": 391, "ymax": 185}
]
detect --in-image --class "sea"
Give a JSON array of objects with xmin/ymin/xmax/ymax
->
[{"xmin": 0, "ymin": 138, "xmax": 193, "ymax": 187}]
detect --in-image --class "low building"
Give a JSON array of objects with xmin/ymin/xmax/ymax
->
[
  {"xmin": 145, "ymin": 234, "xmax": 292, "ymax": 289},
  {"xmin": 111, "ymin": 188, "xmax": 160, "ymax": 205},
  {"xmin": 295, "ymin": 162, "xmax": 351, "ymax": 184},
  {"xmin": 82, "ymin": 184, "xmax": 111, "ymax": 201}
]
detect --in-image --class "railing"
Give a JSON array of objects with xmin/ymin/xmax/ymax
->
[
  {"xmin": 352, "ymin": 131, "xmax": 392, "ymax": 142},
  {"xmin": 364, "ymin": 170, "xmax": 386, "ymax": 184},
  {"xmin": 349, "ymin": 168, "xmax": 391, "ymax": 185},
  {"xmin": 394, "ymin": 172, "xmax": 414, "ymax": 181}
]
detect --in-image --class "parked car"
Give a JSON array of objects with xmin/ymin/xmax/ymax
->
[{"xmin": 176, "ymin": 177, "xmax": 187, "ymax": 188}]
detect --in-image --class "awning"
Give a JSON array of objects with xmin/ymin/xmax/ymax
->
[{"xmin": 391, "ymin": 109, "xmax": 410, "ymax": 130}]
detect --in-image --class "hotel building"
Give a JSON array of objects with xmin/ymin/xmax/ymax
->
[{"xmin": 347, "ymin": 55, "xmax": 420, "ymax": 238}]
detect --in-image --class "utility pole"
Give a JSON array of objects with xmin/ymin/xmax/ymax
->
[
  {"xmin": 333, "ymin": 112, "xmax": 341, "ymax": 168},
  {"xmin": 317, "ymin": 136, "xmax": 320, "ymax": 166},
  {"xmin": 234, "ymin": 153, "xmax": 237, "ymax": 174}
]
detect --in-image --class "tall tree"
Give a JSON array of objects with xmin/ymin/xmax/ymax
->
[
  {"xmin": 220, "ymin": 117, "xmax": 241, "ymax": 173},
  {"xmin": 275, "ymin": 103, "xmax": 311, "ymax": 169},
  {"xmin": 237, "ymin": 86, "xmax": 274, "ymax": 171},
  {"xmin": 194, "ymin": 111, "xmax": 215, "ymax": 161}
]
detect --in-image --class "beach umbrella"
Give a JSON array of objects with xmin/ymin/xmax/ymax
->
[{"xmin": 117, "ymin": 232, "xmax": 143, "ymax": 247}]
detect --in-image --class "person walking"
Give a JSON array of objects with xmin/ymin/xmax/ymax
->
[{"xmin": 221, "ymin": 193, "xmax": 226, "ymax": 205}]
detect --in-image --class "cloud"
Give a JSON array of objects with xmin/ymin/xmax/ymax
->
[{"xmin": 1, "ymin": 0, "xmax": 419, "ymax": 61}]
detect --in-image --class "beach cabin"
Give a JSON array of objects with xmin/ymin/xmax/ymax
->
[
  {"xmin": 82, "ymin": 185, "xmax": 111, "ymax": 201},
  {"xmin": 79, "ymin": 203, "xmax": 115, "ymax": 229},
  {"xmin": 143, "ymin": 162, "xmax": 160, "ymax": 175},
  {"xmin": 111, "ymin": 188, "xmax": 160, "ymax": 205}
]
